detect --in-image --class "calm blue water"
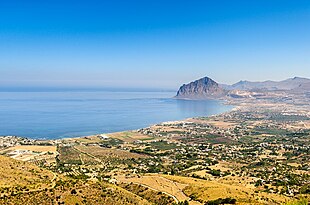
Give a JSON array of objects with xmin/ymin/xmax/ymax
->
[{"xmin": 0, "ymin": 91, "xmax": 232, "ymax": 139}]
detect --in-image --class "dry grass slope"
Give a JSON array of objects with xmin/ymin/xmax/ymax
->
[
  {"xmin": 0, "ymin": 155, "xmax": 54, "ymax": 193},
  {"xmin": 0, "ymin": 177, "xmax": 152, "ymax": 205},
  {"xmin": 162, "ymin": 175, "xmax": 290, "ymax": 205}
]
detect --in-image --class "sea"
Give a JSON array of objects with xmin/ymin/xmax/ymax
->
[{"xmin": 0, "ymin": 91, "xmax": 233, "ymax": 139}]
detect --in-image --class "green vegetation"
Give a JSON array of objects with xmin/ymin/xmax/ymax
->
[
  {"xmin": 205, "ymin": 197, "xmax": 237, "ymax": 205},
  {"xmin": 285, "ymin": 198, "xmax": 308, "ymax": 205}
]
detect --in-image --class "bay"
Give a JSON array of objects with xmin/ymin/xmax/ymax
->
[{"xmin": 0, "ymin": 91, "xmax": 233, "ymax": 139}]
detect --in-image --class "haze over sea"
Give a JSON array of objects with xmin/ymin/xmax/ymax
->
[{"xmin": 0, "ymin": 90, "xmax": 232, "ymax": 139}]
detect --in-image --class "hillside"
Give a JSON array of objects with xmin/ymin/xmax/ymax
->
[
  {"xmin": 0, "ymin": 149, "xmax": 171, "ymax": 205},
  {"xmin": 0, "ymin": 155, "xmax": 54, "ymax": 197},
  {"xmin": 0, "ymin": 179, "xmax": 152, "ymax": 205}
]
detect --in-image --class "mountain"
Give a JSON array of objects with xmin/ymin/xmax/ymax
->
[
  {"xmin": 175, "ymin": 76, "xmax": 226, "ymax": 99},
  {"xmin": 224, "ymin": 77, "xmax": 310, "ymax": 91},
  {"xmin": 176, "ymin": 76, "xmax": 310, "ymax": 100}
]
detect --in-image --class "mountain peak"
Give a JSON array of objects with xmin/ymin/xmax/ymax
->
[
  {"xmin": 292, "ymin": 76, "xmax": 307, "ymax": 80},
  {"xmin": 175, "ymin": 76, "xmax": 226, "ymax": 99}
]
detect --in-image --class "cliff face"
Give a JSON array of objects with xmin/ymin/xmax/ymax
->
[{"xmin": 175, "ymin": 77, "xmax": 226, "ymax": 99}]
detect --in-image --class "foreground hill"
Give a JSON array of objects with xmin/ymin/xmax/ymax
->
[
  {"xmin": 1, "ymin": 179, "xmax": 152, "ymax": 205},
  {"xmin": 0, "ymin": 155, "xmax": 54, "ymax": 197},
  {"xmin": 0, "ymin": 148, "xmax": 172, "ymax": 205}
]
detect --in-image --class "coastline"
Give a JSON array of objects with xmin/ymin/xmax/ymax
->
[
  {"xmin": 1, "ymin": 95, "xmax": 309, "ymax": 204},
  {"xmin": 1, "ymin": 96, "xmax": 234, "ymax": 140},
  {"xmin": 2, "ymin": 91, "xmax": 310, "ymax": 142}
]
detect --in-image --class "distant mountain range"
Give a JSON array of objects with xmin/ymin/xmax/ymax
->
[
  {"xmin": 175, "ymin": 76, "xmax": 310, "ymax": 99},
  {"xmin": 222, "ymin": 77, "xmax": 310, "ymax": 91}
]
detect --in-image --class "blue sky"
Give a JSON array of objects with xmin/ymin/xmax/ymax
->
[{"xmin": 0, "ymin": 0, "xmax": 309, "ymax": 90}]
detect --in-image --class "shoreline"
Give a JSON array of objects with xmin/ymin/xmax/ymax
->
[{"xmin": 1, "ymin": 98, "xmax": 235, "ymax": 141}]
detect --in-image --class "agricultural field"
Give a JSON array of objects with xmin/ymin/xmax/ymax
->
[
  {"xmin": 75, "ymin": 145, "xmax": 147, "ymax": 160},
  {"xmin": 0, "ymin": 145, "xmax": 57, "ymax": 161},
  {"xmin": 58, "ymin": 146, "xmax": 82, "ymax": 165},
  {"xmin": 4, "ymin": 145, "xmax": 57, "ymax": 153},
  {"xmin": 107, "ymin": 131, "xmax": 155, "ymax": 143}
]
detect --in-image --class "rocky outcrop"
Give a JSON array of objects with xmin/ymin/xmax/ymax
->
[{"xmin": 175, "ymin": 77, "xmax": 226, "ymax": 99}]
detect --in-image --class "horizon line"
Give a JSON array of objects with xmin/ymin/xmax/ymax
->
[{"xmin": 0, "ymin": 86, "xmax": 176, "ymax": 92}]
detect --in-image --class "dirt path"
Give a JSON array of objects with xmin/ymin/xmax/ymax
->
[
  {"xmin": 130, "ymin": 182, "xmax": 179, "ymax": 203},
  {"xmin": 79, "ymin": 154, "xmax": 85, "ymax": 165}
]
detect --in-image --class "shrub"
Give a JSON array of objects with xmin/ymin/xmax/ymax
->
[
  {"xmin": 71, "ymin": 189, "xmax": 77, "ymax": 194},
  {"xmin": 205, "ymin": 197, "xmax": 236, "ymax": 205}
]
